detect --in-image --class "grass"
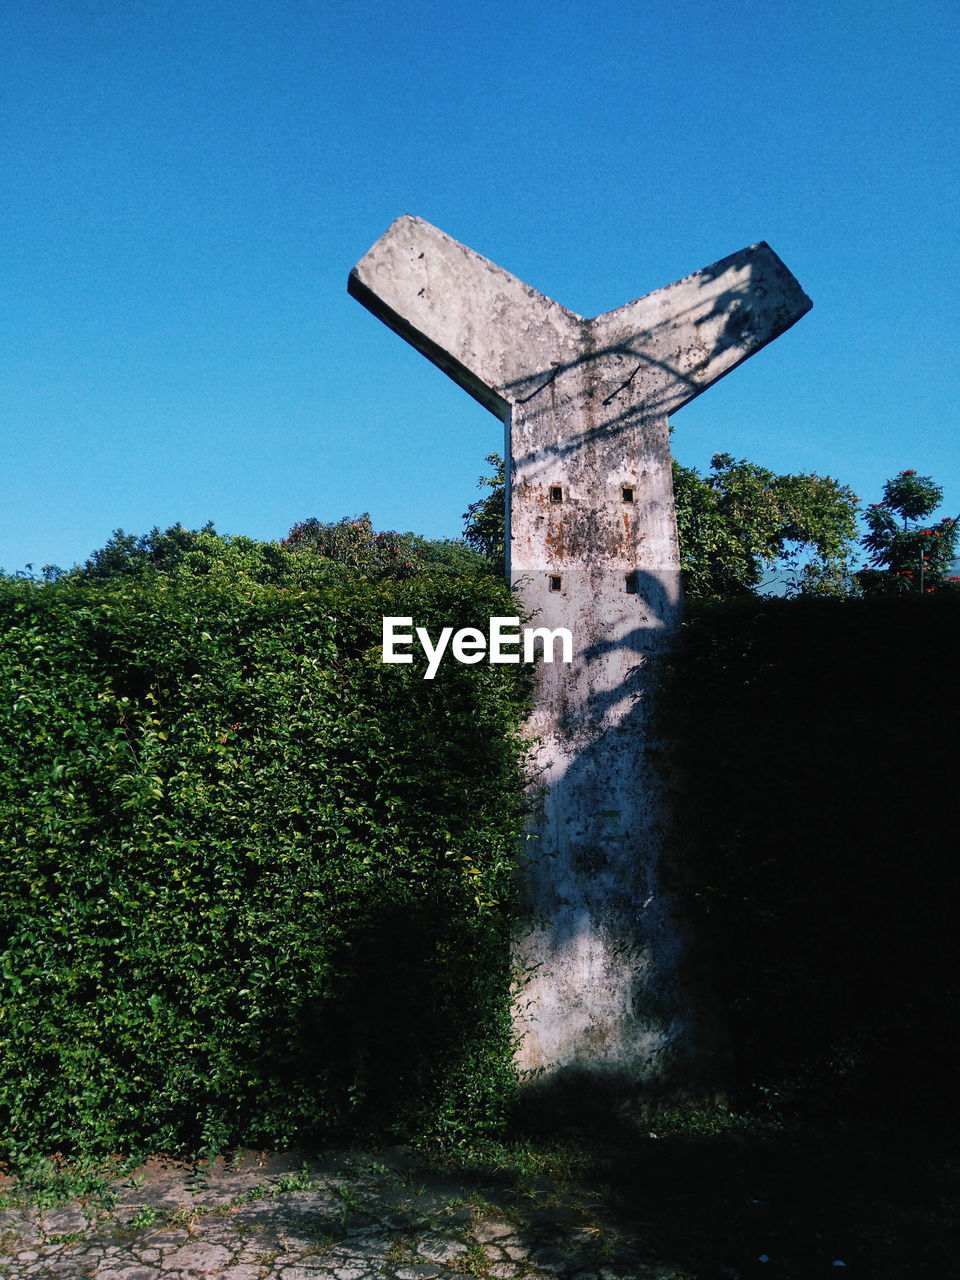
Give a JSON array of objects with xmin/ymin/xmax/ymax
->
[{"xmin": 0, "ymin": 1151, "xmax": 136, "ymax": 1212}]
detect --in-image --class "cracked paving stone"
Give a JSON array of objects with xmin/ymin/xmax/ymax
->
[
  {"xmin": 140, "ymin": 1231, "xmax": 191, "ymax": 1248},
  {"xmin": 0, "ymin": 1147, "xmax": 684, "ymax": 1280},
  {"xmin": 416, "ymin": 1234, "xmax": 469, "ymax": 1263},
  {"xmin": 236, "ymin": 1244, "xmax": 276, "ymax": 1261},
  {"xmin": 47, "ymin": 1262, "xmax": 98, "ymax": 1278},
  {"xmin": 40, "ymin": 1207, "xmax": 89, "ymax": 1236},
  {"xmin": 161, "ymin": 1240, "xmax": 233, "ymax": 1273},
  {"xmin": 275, "ymin": 1234, "xmax": 325, "ymax": 1254},
  {"xmin": 94, "ymin": 1268, "xmax": 161, "ymax": 1280},
  {"xmin": 473, "ymin": 1219, "xmax": 516, "ymax": 1243},
  {"xmin": 498, "ymin": 1240, "xmax": 527, "ymax": 1261},
  {"xmin": 325, "ymin": 1243, "xmax": 368, "ymax": 1259},
  {"xmin": 341, "ymin": 1228, "xmax": 392, "ymax": 1249},
  {"xmin": 230, "ymin": 1205, "xmax": 309, "ymax": 1230},
  {"xmin": 277, "ymin": 1267, "xmax": 354, "ymax": 1280},
  {"xmin": 183, "ymin": 1223, "xmax": 238, "ymax": 1248},
  {"xmin": 531, "ymin": 1246, "xmax": 570, "ymax": 1271}
]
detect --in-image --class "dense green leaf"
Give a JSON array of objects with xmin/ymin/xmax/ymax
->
[{"xmin": 0, "ymin": 561, "xmax": 530, "ymax": 1167}]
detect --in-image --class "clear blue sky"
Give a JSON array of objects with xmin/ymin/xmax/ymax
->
[{"xmin": 2, "ymin": 0, "xmax": 958, "ymax": 572}]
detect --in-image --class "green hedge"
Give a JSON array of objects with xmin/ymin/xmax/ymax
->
[
  {"xmin": 666, "ymin": 595, "xmax": 960, "ymax": 1115},
  {"xmin": 0, "ymin": 568, "xmax": 529, "ymax": 1166}
]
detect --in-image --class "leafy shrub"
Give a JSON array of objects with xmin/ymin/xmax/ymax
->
[
  {"xmin": 0, "ymin": 564, "xmax": 529, "ymax": 1169},
  {"xmin": 282, "ymin": 513, "xmax": 487, "ymax": 579}
]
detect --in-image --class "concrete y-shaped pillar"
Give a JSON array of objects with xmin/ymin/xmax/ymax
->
[{"xmin": 350, "ymin": 217, "xmax": 811, "ymax": 1096}]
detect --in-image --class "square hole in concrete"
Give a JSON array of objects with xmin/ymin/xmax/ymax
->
[
  {"xmin": 549, "ymin": 575, "xmax": 562, "ymax": 592},
  {"xmin": 549, "ymin": 486, "xmax": 563, "ymax": 504}
]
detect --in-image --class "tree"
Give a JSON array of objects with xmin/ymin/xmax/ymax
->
[
  {"xmin": 857, "ymin": 470, "xmax": 959, "ymax": 595},
  {"xmin": 59, "ymin": 517, "xmax": 485, "ymax": 590},
  {"xmin": 463, "ymin": 452, "xmax": 860, "ymax": 598},
  {"xmin": 77, "ymin": 522, "xmax": 220, "ymax": 579},
  {"xmin": 67, "ymin": 523, "xmax": 295, "ymax": 587},
  {"xmin": 673, "ymin": 454, "xmax": 859, "ymax": 598},
  {"xmin": 283, "ymin": 513, "xmax": 485, "ymax": 579},
  {"xmin": 462, "ymin": 454, "xmax": 506, "ymax": 576}
]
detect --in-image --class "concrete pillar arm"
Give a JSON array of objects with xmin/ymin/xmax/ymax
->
[
  {"xmin": 592, "ymin": 242, "xmax": 813, "ymax": 418},
  {"xmin": 348, "ymin": 214, "xmax": 582, "ymax": 420}
]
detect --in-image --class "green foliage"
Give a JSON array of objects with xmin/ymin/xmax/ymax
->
[
  {"xmin": 60, "ymin": 519, "xmax": 485, "ymax": 590},
  {"xmin": 877, "ymin": 469, "xmax": 943, "ymax": 525},
  {"xmin": 858, "ymin": 469, "xmax": 959, "ymax": 595},
  {"xmin": 63, "ymin": 524, "xmax": 329, "ymax": 593},
  {"xmin": 283, "ymin": 513, "xmax": 485, "ymax": 580},
  {"xmin": 665, "ymin": 594, "xmax": 960, "ymax": 1116},
  {"xmin": 461, "ymin": 455, "xmax": 506, "ymax": 577},
  {"xmin": 73, "ymin": 523, "xmax": 223, "ymax": 581},
  {"xmin": 0, "ymin": 561, "xmax": 529, "ymax": 1171},
  {"xmin": 672, "ymin": 453, "xmax": 859, "ymax": 597}
]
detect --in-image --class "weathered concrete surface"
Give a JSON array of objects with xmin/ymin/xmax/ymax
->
[{"xmin": 350, "ymin": 216, "xmax": 811, "ymax": 1095}]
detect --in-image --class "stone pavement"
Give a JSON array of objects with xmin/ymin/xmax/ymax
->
[{"xmin": 0, "ymin": 1147, "xmax": 680, "ymax": 1280}]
